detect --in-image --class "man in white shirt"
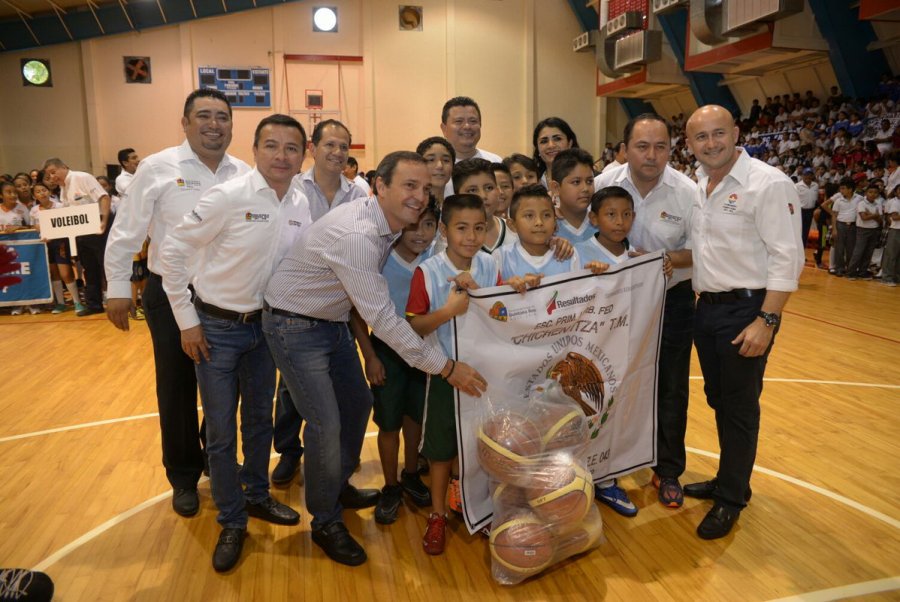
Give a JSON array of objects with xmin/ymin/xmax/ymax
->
[
  {"xmin": 846, "ymin": 185, "xmax": 883, "ymax": 280},
  {"xmin": 440, "ymin": 96, "xmax": 503, "ymax": 198},
  {"xmin": 158, "ymin": 114, "xmax": 308, "ymax": 573},
  {"xmin": 599, "ymin": 141, "xmax": 626, "ymax": 175},
  {"xmin": 42, "ymin": 158, "xmax": 110, "ymax": 316},
  {"xmin": 593, "ymin": 114, "xmax": 696, "ymax": 513},
  {"xmin": 115, "ymin": 148, "xmax": 139, "ymax": 198},
  {"xmin": 104, "ymin": 89, "xmax": 250, "ymax": 518},
  {"xmin": 270, "ymin": 119, "xmax": 369, "ymax": 487},
  {"xmin": 343, "ymin": 157, "xmax": 372, "ymax": 195},
  {"xmin": 795, "ymin": 167, "xmax": 820, "ymax": 245},
  {"xmin": 684, "ymin": 105, "xmax": 803, "ymax": 540}
]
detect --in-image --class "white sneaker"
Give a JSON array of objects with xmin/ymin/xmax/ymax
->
[
  {"xmin": 10, "ymin": 307, "xmax": 23, "ymax": 316},
  {"xmin": 28, "ymin": 306, "xmax": 41, "ymax": 315}
]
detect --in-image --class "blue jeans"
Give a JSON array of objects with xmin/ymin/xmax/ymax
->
[
  {"xmin": 195, "ymin": 310, "xmax": 276, "ymax": 529},
  {"xmin": 262, "ymin": 310, "xmax": 373, "ymax": 529},
  {"xmin": 273, "ymin": 377, "xmax": 304, "ymax": 461}
]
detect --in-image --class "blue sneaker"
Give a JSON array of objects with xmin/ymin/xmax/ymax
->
[{"xmin": 595, "ymin": 481, "xmax": 638, "ymax": 517}]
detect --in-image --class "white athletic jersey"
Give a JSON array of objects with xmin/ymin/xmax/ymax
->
[
  {"xmin": 415, "ymin": 251, "xmax": 498, "ymax": 357},
  {"xmin": 0, "ymin": 202, "xmax": 31, "ymax": 227},
  {"xmin": 29, "ymin": 200, "xmax": 62, "ymax": 231},
  {"xmin": 483, "ymin": 216, "xmax": 518, "ymax": 253},
  {"xmin": 495, "ymin": 241, "xmax": 579, "ymax": 282},
  {"xmin": 576, "ymin": 235, "xmax": 631, "ymax": 265}
]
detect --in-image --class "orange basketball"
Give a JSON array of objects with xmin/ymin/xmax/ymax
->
[
  {"xmin": 489, "ymin": 510, "xmax": 554, "ymax": 580},
  {"xmin": 526, "ymin": 459, "xmax": 593, "ymax": 527},
  {"xmin": 477, "ymin": 412, "xmax": 542, "ymax": 485},
  {"xmin": 532, "ymin": 403, "xmax": 589, "ymax": 452},
  {"xmin": 554, "ymin": 507, "xmax": 603, "ymax": 559}
]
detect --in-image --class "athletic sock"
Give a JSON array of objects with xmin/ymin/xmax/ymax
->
[
  {"xmin": 52, "ymin": 280, "xmax": 65, "ymax": 305},
  {"xmin": 65, "ymin": 281, "xmax": 79, "ymax": 304}
]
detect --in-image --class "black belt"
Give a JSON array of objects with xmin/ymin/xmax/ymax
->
[
  {"xmin": 262, "ymin": 301, "xmax": 341, "ymax": 323},
  {"xmin": 697, "ymin": 288, "xmax": 765, "ymax": 304},
  {"xmin": 195, "ymin": 298, "xmax": 261, "ymax": 323}
]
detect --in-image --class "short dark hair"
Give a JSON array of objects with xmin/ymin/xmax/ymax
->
[
  {"xmin": 376, "ymin": 151, "xmax": 426, "ymax": 189},
  {"xmin": 503, "ymin": 153, "xmax": 538, "ymax": 174},
  {"xmin": 614, "ymin": 141, "xmax": 626, "ymax": 153},
  {"xmin": 866, "ymin": 183, "xmax": 880, "ymax": 193},
  {"xmin": 440, "ymin": 193, "xmax": 485, "ymax": 226},
  {"xmin": 532, "ymin": 117, "xmax": 580, "ymax": 176},
  {"xmin": 311, "ymin": 119, "xmax": 352, "ymax": 146},
  {"xmin": 491, "ymin": 162, "xmax": 511, "ymax": 178},
  {"xmin": 839, "ymin": 177, "xmax": 855, "ymax": 189},
  {"xmin": 117, "ymin": 148, "xmax": 136, "ymax": 168},
  {"xmin": 0, "ymin": 181, "xmax": 16, "ymax": 195},
  {"xmin": 422, "ymin": 194, "xmax": 440, "ymax": 223},
  {"xmin": 509, "ymin": 183, "xmax": 552, "ymax": 219},
  {"xmin": 590, "ymin": 185, "xmax": 634, "ymax": 213},
  {"xmin": 441, "ymin": 96, "xmax": 481, "ymax": 125},
  {"xmin": 624, "ymin": 113, "xmax": 673, "ymax": 146},
  {"xmin": 183, "ymin": 88, "xmax": 232, "ymax": 118},
  {"xmin": 346, "ymin": 157, "xmax": 359, "ymax": 169},
  {"xmin": 452, "ymin": 158, "xmax": 495, "ymax": 194},
  {"xmin": 550, "ymin": 148, "xmax": 595, "ymax": 184},
  {"xmin": 253, "ymin": 114, "xmax": 307, "ymax": 149},
  {"xmin": 416, "ymin": 136, "xmax": 456, "ymax": 163}
]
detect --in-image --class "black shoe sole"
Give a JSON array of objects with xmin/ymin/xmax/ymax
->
[{"xmin": 311, "ymin": 537, "xmax": 367, "ymax": 566}]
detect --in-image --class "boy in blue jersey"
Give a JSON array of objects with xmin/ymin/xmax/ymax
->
[
  {"xmin": 364, "ymin": 199, "xmax": 439, "ymax": 525},
  {"xmin": 550, "ymin": 148, "xmax": 597, "ymax": 245},
  {"xmin": 496, "ymin": 184, "xmax": 582, "ymax": 292},
  {"xmin": 576, "ymin": 185, "xmax": 670, "ymax": 517},
  {"xmin": 405, "ymin": 194, "xmax": 500, "ymax": 555}
]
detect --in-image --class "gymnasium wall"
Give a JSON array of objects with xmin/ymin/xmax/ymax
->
[{"xmin": 0, "ymin": 0, "xmax": 602, "ymax": 175}]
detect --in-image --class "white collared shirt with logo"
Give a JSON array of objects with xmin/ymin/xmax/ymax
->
[
  {"xmin": 158, "ymin": 168, "xmax": 313, "ymax": 330},
  {"xmin": 104, "ymin": 140, "xmax": 250, "ymax": 300},
  {"xmin": 691, "ymin": 150, "xmax": 804, "ymax": 293},
  {"xmin": 795, "ymin": 180, "xmax": 819, "ymax": 210},
  {"xmin": 832, "ymin": 193, "xmax": 862, "ymax": 223},
  {"xmin": 594, "ymin": 163, "xmax": 695, "ymax": 288},
  {"xmin": 60, "ymin": 170, "xmax": 107, "ymax": 208}
]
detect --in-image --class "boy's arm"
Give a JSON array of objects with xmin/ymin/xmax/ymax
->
[
  {"xmin": 406, "ymin": 267, "xmax": 467, "ymax": 337},
  {"xmin": 349, "ymin": 307, "xmax": 385, "ymax": 386}
]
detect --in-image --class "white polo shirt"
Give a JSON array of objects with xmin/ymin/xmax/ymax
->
[
  {"xmin": 855, "ymin": 198, "xmax": 882, "ymax": 229},
  {"xmin": 594, "ymin": 163, "xmax": 696, "ymax": 288},
  {"xmin": 691, "ymin": 149, "xmax": 803, "ymax": 293},
  {"xmin": 832, "ymin": 193, "xmax": 862, "ymax": 223},
  {"xmin": 794, "ymin": 180, "xmax": 819, "ymax": 210},
  {"xmin": 158, "ymin": 168, "xmax": 313, "ymax": 331},
  {"xmin": 443, "ymin": 148, "xmax": 504, "ymax": 196},
  {"xmin": 60, "ymin": 170, "xmax": 107, "ymax": 208},
  {"xmin": 104, "ymin": 140, "xmax": 250, "ymax": 300}
]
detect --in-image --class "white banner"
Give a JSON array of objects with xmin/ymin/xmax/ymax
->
[
  {"xmin": 453, "ymin": 252, "xmax": 667, "ymax": 533},
  {"xmin": 37, "ymin": 203, "xmax": 101, "ymax": 254}
]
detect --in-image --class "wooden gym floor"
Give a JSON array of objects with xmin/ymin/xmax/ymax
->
[{"xmin": 1, "ymin": 262, "xmax": 898, "ymax": 601}]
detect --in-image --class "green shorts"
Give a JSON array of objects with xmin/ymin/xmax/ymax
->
[
  {"xmin": 371, "ymin": 337, "xmax": 427, "ymax": 431},
  {"xmin": 420, "ymin": 374, "xmax": 457, "ymax": 462}
]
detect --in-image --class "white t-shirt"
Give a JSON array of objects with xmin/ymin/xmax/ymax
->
[
  {"xmin": 885, "ymin": 197, "xmax": 900, "ymax": 230},
  {"xmin": 29, "ymin": 200, "xmax": 62, "ymax": 231},
  {"xmin": 0, "ymin": 202, "xmax": 31, "ymax": 228},
  {"xmin": 855, "ymin": 198, "xmax": 881, "ymax": 229}
]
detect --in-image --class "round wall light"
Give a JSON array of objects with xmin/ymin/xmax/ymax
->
[{"xmin": 313, "ymin": 6, "xmax": 338, "ymax": 32}]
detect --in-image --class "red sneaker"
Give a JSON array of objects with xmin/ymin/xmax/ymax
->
[{"xmin": 423, "ymin": 513, "xmax": 448, "ymax": 555}]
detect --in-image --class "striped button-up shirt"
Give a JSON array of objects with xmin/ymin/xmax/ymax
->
[{"xmin": 265, "ymin": 196, "xmax": 448, "ymax": 375}]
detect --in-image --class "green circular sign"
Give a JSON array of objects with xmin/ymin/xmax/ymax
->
[{"xmin": 23, "ymin": 60, "xmax": 49, "ymax": 85}]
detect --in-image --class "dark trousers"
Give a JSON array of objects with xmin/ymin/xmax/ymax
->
[
  {"xmin": 74, "ymin": 233, "xmax": 105, "ymax": 309},
  {"xmin": 847, "ymin": 226, "xmax": 879, "ymax": 277},
  {"xmin": 273, "ymin": 376, "xmax": 304, "ymax": 461},
  {"xmin": 654, "ymin": 279, "xmax": 694, "ymax": 479},
  {"xmin": 833, "ymin": 222, "xmax": 856, "ymax": 274},
  {"xmin": 143, "ymin": 272, "xmax": 206, "ymax": 489},
  {"xmin": 800, "ymin": 208, "xmax": 815, "ymax": 247},
  {"xmin": 693, "ymin": 293, "xmax": 776, "ymax": 510}
]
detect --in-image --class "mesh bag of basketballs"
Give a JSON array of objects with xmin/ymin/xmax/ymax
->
[{"xmin": 477, "ymin": 381, "xmax": 604, "ymax": 585}]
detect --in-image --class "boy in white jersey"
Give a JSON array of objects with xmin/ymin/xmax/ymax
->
[
  {"xmin": 406, "ymin": 194, "xmax": 499, "ymax": 555},
  {"xmin": 368, "ymin": 200, "xmax": 439, "ymax": 525},
  {"xmin": 496, "ymin": 184, "xmax": 580, "ymax": 292},
  {"xmin": 550, "ymin": 148, "xmax": 597, "ymax": 245}
]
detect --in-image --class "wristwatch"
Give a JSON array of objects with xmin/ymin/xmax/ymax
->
[{"xmin": 758, "ymin": 311, "xmax": 781, "ymax": 327}]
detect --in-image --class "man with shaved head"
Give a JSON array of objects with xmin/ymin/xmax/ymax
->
[{"xmin": 683, "ymin": 105, "xmax": 803, "ymax": 539}]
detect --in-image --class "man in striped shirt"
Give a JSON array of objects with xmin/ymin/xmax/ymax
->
[{"xmin": 263, "ymin": 151, "xmax": 486, "ymax": 566}]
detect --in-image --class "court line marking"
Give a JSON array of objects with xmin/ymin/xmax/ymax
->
[
  {"xmin": 783, "ymin": 309, "xmax": 900, "ymax": 345},
  {"xmin": 4, "ymin": 378, "xmax": 898, "ymax": 444},
  {"xmin": 31, "ymin": 440, "xmax": 898, "ymax": 577},
  {"xmin": 764, "ymin": 576, "xmax": 900, "ymax": 602}
]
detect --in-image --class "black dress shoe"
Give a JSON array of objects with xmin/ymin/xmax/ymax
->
[
  {"xmin": 339, "ymin": 484, "xmax": 380, "ymax": 509},
  {"xmin": 212, "ymin": 528, "xmax": 246, "ymax": 572},
  {"xmin": 172, "ymin": 488, "xmax": 200, "ymax": 517},
  {"xmin": 683, "ymin": 478, "xmax": 752, "ymax": 502},
  {"xmin": 311, "ymin": 522, "xmax": 367, "ymax": 566},
  {"xmin": 271, "ymin": 455, "xmax": 300, "ymax": 486},
  {"xmin": 246, "ymin": 496, "xmax": 300, "ymax": 525},
  {"xmin": 697, "ymin": 503, "xmax": 740, "ymax": 540}
]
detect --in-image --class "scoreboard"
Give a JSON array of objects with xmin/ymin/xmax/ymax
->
[{"xmin": 198, "ymin": 66, "xmax": 271, "ymax": 108}]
